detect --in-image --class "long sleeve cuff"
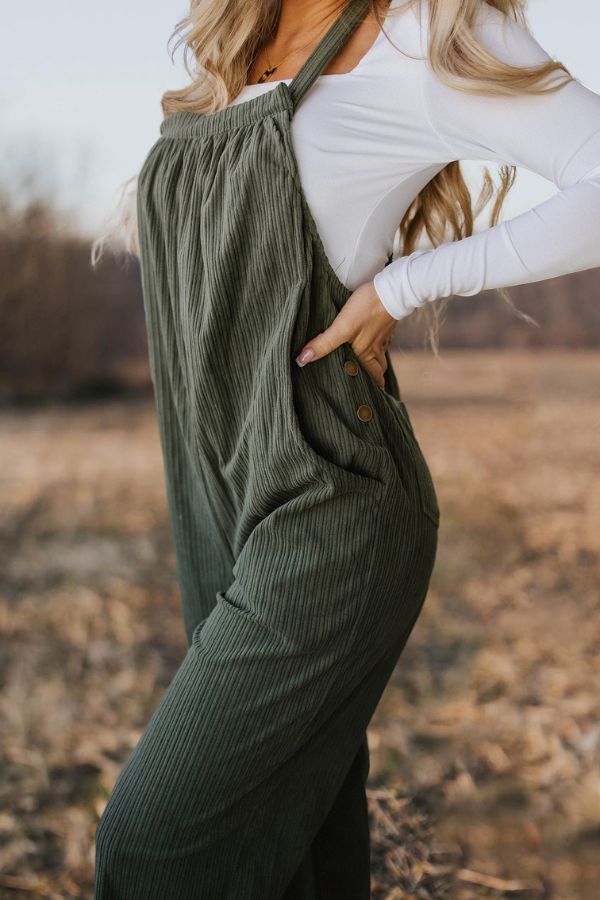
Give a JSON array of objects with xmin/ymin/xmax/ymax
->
[{"xmin": 373, "ymin": 249, "xmax": 435, "ymax": 320}]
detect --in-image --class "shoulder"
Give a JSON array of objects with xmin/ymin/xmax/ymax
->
[
  {"xmin": 470, "ymin": 3, "xmax": 554, "ymax": 68},
  {"xmin": 382, "ymin": 0, "xmax": 554, "ymax": 69},
  {"xmin": 379, "ymin": 0, "xmax": 428, "ymax": 58}
]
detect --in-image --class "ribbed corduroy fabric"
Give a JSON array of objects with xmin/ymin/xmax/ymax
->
[{"xmin": 93, "ymin": 2, "xmax": 439, "ymax": 897}]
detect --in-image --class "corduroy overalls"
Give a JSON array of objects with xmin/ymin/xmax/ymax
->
[{"xmin": 93, "ymin": 1, "xmax": 439, "ymax": 897}]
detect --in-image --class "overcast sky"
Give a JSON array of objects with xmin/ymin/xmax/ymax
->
[{"xmin": 1, "ymin": 0, "xmax": 598, "ymax": 237}]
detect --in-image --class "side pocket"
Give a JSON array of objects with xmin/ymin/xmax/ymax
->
[
  {"xmin": 347, "ymin": 347, "xmax": 440, "ymax": 529},
  {"xmin": 396, "ymin": 401, "xmax": 440, "ymax": 528},
  {"xmin": 289, "ymin": 345, "xmax": 389, "ymax": 493},
  {"xmin": 341, "ymin": 345, "xmax": 439, "ymax": 524}
]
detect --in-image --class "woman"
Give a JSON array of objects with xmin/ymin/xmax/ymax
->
[{"xmin": 91, "ymin": 0, "xmax": 600, "ymax": 897}]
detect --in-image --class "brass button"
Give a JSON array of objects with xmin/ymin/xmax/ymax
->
[
  {"xmin": 357, "ymin": 405, "xmax": 373, "ymax": 422},
  {"xmin": 344, "ymin": 359, "xmax": 359, "ymax": 377}
]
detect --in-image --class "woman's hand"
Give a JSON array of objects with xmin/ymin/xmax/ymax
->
[{"xmin": 295, "ymin": 280, "xmax": 397, "ymax": 389}]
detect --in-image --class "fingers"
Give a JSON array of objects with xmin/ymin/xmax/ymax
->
[
  {"xmin": 295, "ymin": 309, "xmax": 356, "ymax": 367},
  {"xmin": 361, "ymin": 356, "xmax": 385, "ymax": 389},
  {"xmin": 295, "ymin": 324, "xmax": 391, "ymax": 394},
  {"xmin": 360, "ymin": 343, "xmax": 388, "ymax": 389},
  {"xmin": 344, "ymin": 331, "xmax": 387, "ymax": 385},
  {"xmin": 295, "ymin": 280, "xmax": 396, "ymax": 380}
]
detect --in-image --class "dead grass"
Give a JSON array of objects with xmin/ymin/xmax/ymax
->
[{"xmin": 1, "ymin": 350, "xmax": 599, "ymax": 900}]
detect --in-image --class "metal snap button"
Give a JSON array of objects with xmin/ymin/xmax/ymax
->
[
  {"xmin": 344, "ymin": 360, "xmax": 359, "ymax": 377},
  {"xmin": 357, "ymin": 405, "xmax": 373, "ymax": 422}
]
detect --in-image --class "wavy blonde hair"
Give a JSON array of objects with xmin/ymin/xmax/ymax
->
[{"xmin": 92, "ymin": 0, "xmax": 572, "ymax": 351}]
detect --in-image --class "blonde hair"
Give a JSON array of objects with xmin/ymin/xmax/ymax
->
[{"xmin": 92, "ymin": 0, "xmax": 572, "ymax": 351}]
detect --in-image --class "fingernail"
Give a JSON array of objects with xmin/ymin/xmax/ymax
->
[{"xmin": 296, "ymin": 347, "xmax": 315, "ymax": 367}]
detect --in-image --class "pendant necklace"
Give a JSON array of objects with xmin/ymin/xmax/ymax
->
[{"xmin": 256, "ymin": 7, "xmax": 344, "ymax": 84}]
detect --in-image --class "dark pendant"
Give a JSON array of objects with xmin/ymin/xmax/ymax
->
[{"xmin": 257, "ymin": 66, "xmax": 277, "ymax": 84}]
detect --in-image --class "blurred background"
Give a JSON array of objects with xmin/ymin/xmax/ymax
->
[{"xmin": 1, "ymin": 1, "xmax": 599, "ymax": 898}]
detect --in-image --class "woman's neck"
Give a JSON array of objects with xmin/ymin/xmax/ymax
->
[
  {"xmin": 247, "ymin": 0, "xmax": 380, "ymax": 86},
  {"xmin": 274, "ymin": 0, "xmax": 349, "ymax": 52}
]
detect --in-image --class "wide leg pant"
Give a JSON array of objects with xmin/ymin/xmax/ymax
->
[
  {"xmin": 94, "ymin": 472, "xmax": 436, "ymax": 900},
  {"xmin": 280, "ymin": 735, "xmax": 371, "ymax": 900},
  {"xmin": 93, "ymin": 467, "xmax": 437, "ymax": 900}
]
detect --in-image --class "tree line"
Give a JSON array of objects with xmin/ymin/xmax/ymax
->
[{"xmin": 1, "ymin": 189, "xmax": 598, "ymax": 402}]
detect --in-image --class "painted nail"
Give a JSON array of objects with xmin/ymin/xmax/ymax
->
[{"xmin": 296, "ymin": 347, "xmax": 315, "ymax": 366}]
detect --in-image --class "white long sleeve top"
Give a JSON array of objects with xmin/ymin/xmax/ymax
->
[{"xmin": 228, "ymin": 0, "xmax": 600, "ymax": 320}]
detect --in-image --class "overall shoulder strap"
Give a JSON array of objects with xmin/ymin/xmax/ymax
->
[{"xmin": 288, "ymin": 0, "xmax": 371, "ymax": 113}]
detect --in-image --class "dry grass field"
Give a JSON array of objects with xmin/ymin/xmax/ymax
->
[{"xmin": 1, "ymin": 349, "xmax": 599, "ymax": 900}]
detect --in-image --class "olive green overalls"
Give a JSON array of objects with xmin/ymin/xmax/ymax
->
[{"xmin": 93, "ymin": 1, "xmax": 439, "ymax": 897}]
